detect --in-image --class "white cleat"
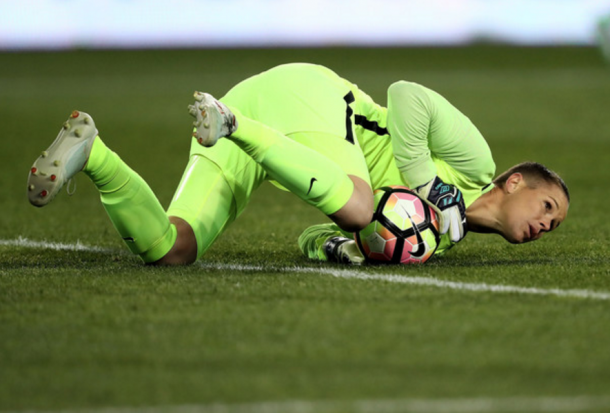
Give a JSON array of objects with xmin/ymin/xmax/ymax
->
[
  {"xmin": 188, "ymin": 91, "xmax": 238, "ymax": 147},
  {"xmin": 27, "ymin": 110, "xmax": 98, "ymax": 207}
]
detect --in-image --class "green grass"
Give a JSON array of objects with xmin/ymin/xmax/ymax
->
[{"xmin": 1, "ymin": 46, "xmax": 610, "ymax": 412}]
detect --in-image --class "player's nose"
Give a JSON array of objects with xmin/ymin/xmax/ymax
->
[{"xmin": 539, "ymin": 217, "xmax": 551, "ymax": 233}]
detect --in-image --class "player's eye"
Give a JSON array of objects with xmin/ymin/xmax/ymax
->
[{"xmin": 544, "ymin": 201, "xmax": 552, "ymax": 211}]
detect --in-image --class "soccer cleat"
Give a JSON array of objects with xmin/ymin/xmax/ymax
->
[
  {"xmin": 188, "ymin": 91, "xmax": 238, "ymax": 147},
  {"xmin": 27, "ymin": 110, "xmax": 98, "ymax": 207}
]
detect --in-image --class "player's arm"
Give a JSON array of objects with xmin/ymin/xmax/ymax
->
[
  {"xmin": 386, "ymin": 81, "xmax": 494, "ymax": 242},
  {"xmin": 298, "ymin": 223, "xmax": 364, "ymax": 265}
]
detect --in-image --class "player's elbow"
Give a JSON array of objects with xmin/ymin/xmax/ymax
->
[{"xmin": 387, "ymin": 81, "xmax": 420, "ymax": 101}]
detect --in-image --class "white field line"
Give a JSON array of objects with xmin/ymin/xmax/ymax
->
[
  {"xmin": 8, "ymin": 396, "xmax": 610, "ymax": 413},
  {"xmin": 200, "ymin": 263, "xmax": 610, "ymax": 301},
  {"xmin": 0, "ymin": 237, "xmax": 116, "ymax": 254},
  {"xmin": 2, "ymin": 237, "xmax": 610, "ymax": 301}
]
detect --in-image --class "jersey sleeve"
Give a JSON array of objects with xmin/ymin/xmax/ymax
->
[{"xmin": 386, "ymin": 81, "xmax": 495, "ymax": 190}]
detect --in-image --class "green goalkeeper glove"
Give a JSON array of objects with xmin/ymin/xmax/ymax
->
[
  {"xmin": 416, "ymin": 176, "xmax": 467, "ymax": 243},
  {"xmin": 323, "ymin": 236, "xmax": 365, "ymax": 265}
]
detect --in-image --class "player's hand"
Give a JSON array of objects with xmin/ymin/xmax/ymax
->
[
  {"xmin": 323, "ymin": 237, "xmax": 365, "ymax": 265},
  {"xmin": 416, "ymin": 176, "xmax": 467, "ymax": 243}
]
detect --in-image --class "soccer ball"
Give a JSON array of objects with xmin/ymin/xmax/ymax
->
[{"xmin": 354, "ymin": 186, "xmax": 440, "ymax": 264}]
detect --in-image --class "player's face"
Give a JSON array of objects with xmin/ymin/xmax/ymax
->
[{"xmin": 498, "ymin": 175, "xmax": 568, "ymax": 244}]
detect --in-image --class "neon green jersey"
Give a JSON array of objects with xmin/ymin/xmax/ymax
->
[
  {"xmin": 346, "ymin": 79, "xmax": 495, "ymax": 205},
  {"xmin": 301, "ymin": 77, "xmax": 496, "ymax": 259}
]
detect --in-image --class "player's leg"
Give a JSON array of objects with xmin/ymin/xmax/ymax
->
[
  {"xmin": 164, "ymin": 137, "xmax": 266, "ymax": 261},
  {"xmin": 286, "ymin": 131, "xmax": 373, "ymax": 233},
  {"xmin": 230, "ymin": 109, "xmax": 373, "ymax": 231},
  {"xmin": 234, "ymin": 111, "xmax": 372, "ymax": 229},
  {"xmin": 28, "ymin": 111, "xmax": 178, "ymax": 264},
  {"xmin": 156, "ymin": 216, "xmax": 197, "ymax": 265},
  {"xmin": 188, "ymin": 68, "xmax": 374, "ymax": 231}
]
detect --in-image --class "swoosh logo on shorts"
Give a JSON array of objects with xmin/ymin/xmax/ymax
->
[{"xmin": 307, "ymin": 177, "xmax": 318, "ymax": 195}]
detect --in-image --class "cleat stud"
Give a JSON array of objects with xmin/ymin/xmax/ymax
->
[
  {"xmin": 39, "ymin": 171, "xmax": 47, "ymax": 177},
  {"xmin": 74, "ymin": 129, "xmax": 82, "ymax": 137},
  {"xmin": 40, "ymin": 190, "xmax": 48, "ymax": 197},
  {"xmin": 28, "ymin": 184, "xmax": 35, "ymax": 191},
  {"xmin": 54, "ymin": 160, "xmax": 61, "ymax": 166},
  {"xmin": 62, "ymin": 122, "xmax": 70, "ymax": 130},
  {"xmin": 50, "ymin": 175, "xmax": 57, "ymax": 182},
  {"xmin": 84, "ymin": 117, "xmax": 90, "ymax": 124},
  {"xmin": 201, "ymin": 110, "xmax": 207, "ymax": 117},
  {"xmin": 41, "ymin": 151, "xmax": 48, "ymax": 158},
  {"xmin": 192, "ymin": 121, "xmax": 198, "ymax": 127},
  {"xmin": 71, "ymin": 110, "xmax": 79, "ymax": 118},
  {"xmin": 199, "ymin": 104, "xmax": 205, "ymax": 110},
  {"xmin": 203, "ymin": 122, "xmax": 210, "ymax": 128},
  {"xmin": 197, "ymin": 138, "xmax": 204, "ymax": 144},
  {"xmin": 192, "ymin": 132, "xmax": 197, "ymax": 137},
  {"xmin": 31, "ymin": 167, "xmax": 37, "ymax": 174}
]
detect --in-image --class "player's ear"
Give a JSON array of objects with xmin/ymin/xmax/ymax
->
[{"xmin": 505, "ymin": 173, "xmax": 524, "ymax": 194}]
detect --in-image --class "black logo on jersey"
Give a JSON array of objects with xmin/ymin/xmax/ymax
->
[{"xmin": 307, "ymin": 177, "xmax": 318, "ymax": 195}]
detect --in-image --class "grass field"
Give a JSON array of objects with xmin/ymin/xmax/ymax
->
[{"xmin": 1, "ymin": 46, "xmax": 610, "ymax": 413}]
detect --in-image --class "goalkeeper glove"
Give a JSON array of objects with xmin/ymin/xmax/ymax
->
[
  {"xmin": 323, "ymin": 236, "xmax": 365, "ymax": 265},
  {"xmin": 416, "ymin": 176, "xmax": 467, "ymax": 243}
]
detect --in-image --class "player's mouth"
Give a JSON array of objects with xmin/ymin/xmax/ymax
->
[
  {"xmin": 527, "ymin": 224, "xmax": 538, "ymax": 241},
  {"xmin": 521, "ymin": 227, "xmax": 529, "ymax": 243}
]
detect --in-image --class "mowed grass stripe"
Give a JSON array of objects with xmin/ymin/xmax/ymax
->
[
  {"xmin": 7, "ymin": 395, "xmax": 610, "ymax": 413},
  {"xmin": 2, "ymin": 237, "xmax": 609, "ymax": 301}
]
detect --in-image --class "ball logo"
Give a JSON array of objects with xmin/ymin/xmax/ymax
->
[
  {"xmin": 400, "ymin": 204, "xmax": 425, "ymax": 258},
  {"xmin": 354, "ymin": 186, "xmax": 440, "ymax": 265}
]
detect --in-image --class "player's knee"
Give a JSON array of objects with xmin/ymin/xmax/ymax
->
[
  {"xmin": 332, "ymin": 199, "xmax": 374, "ymax": 233},
  {"xmin": 341, "ymin": 210, "xmax": 373, "ymax": 233},
  {"xmin": 331, "ymin": 177, "xmax": 374, "ymax": 232},
  {"xmin": 351, "ymin": 181, "xmax": 375, "ymax": 230},
  {"xmin": 152, "ymin": 218, "xmax": 198, "ymax": 266},
  {"xmin": 156, "ymin": 243, "xmax": 197, "ymax": 266}
]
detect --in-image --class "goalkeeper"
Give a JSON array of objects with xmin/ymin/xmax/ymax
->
[{"xmin": 27, "ymin": 63, "xmax": 569, "ymax": 265}]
